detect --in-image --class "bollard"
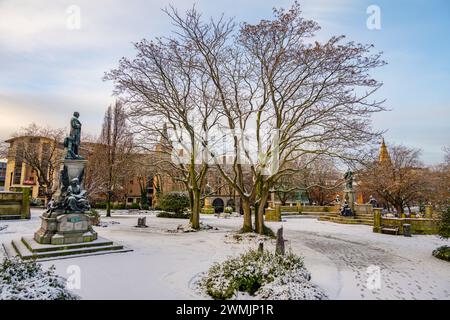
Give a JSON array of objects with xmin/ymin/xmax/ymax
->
[
  {"xmin": 373, "ymin": 208, "xmax": 382, "ymax": 233},
  {"xmin": 403, "ymin": 224, "xmax": 411, "ymax": 237}
]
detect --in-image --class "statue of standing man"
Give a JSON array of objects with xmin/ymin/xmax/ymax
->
[
  {"xmin": 65, "ymin": 111, "xmax": 83, "ymax": 159},
  {"xmin": 344, "ymin": 169, "xmax": 353, "ymax": 190}
]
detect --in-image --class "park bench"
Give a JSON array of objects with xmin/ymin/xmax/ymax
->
[{"xmin": 381, "ymin": 226, "xmax": 399, "ymax": 235}]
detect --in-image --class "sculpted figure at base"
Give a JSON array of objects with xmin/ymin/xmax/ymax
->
[{"xmin": 65, "ymin": 178, "xmax": 90, "ymax": 212}]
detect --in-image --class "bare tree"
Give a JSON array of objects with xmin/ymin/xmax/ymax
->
[
  {"xmin": 165, "ymin": 3, "xmax": 385, "ymax": 234},
  {"xmin": 106, "ymin": 2, "xmax": 385, "ymax": 234},
  {"xmin": 99, "ymin": 101, "xmax": 134, "ymax": 217},
  {"xmin": 12, "ymin": 124, "xmax": 65, "ymax": 203},
  {"xmin": 302, "ymin": 158, "xmax": 341, "ymax": 206},
  {"xmin": 359, "ymin": 144, "xmax": 426, "ymax": 213},
  {"xmin": 105, "ymin": 30, "xmax": 219, "ymax": 229},
  {"xmin": 0, "ymin": 142, "xmax": 8, "ymax": 159}
]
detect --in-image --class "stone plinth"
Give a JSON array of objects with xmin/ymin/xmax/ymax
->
[
  {"xmin": 265, "ymin": 204, "xmax": 281, "ymax": 222},
  {"xmin": 204, "ymin": 197, "xmax": 212, "ymax": 208},
  {"xmin": 344, "ymin": 189, "xmax": 356, "ymax": 211},
  {"xmin": 34, "ymin": 211, "xmax": 97, "ymax": 245},
  {"xmin": 64, "ymin": 159, "xmax": 88, "ymax": 180},
  {"xmin": 373, "ymin": 208, "xmax": 382, "ymax": 233}
]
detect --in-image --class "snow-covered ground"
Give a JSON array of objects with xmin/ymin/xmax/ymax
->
[{"xmin": 1, "ymin": 209, "xmax": 449, "ymax": 300}]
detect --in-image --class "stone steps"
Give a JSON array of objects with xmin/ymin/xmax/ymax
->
[
  {"xmin": 318, "ymin": 215, "xmax": 373, "ymax": 226},
  {"xmin": 4, "ymin": 236, "xmax": 132, "ymax": 261},
  {"xmin": 0, "ymin": 215, "xmax": 22, "ymax": 220}
]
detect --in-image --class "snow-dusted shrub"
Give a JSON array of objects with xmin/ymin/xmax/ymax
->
[
  {"xmin": 198, "ymin": 249, "xmax": 327, "ymax": 300},
  {"xmin": 433, "ymin": 246, "xmax": 450, "ymax": 262},
  {"xmin": 224, "ymin": 207, "xmax": 233, "ymax": 214},
  {"xmin": 158, "ymin": 192, "xmax": 190, "ymax": 214},
  {"xmin": 0, "ymin": 258, "xmax": 80, "ymax": 300}
]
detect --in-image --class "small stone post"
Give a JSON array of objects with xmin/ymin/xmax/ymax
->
[
  {"xmin": 275, "ymin": 203, "xmax": 281, "ymax": 222},
  {"xmin": 258, "ymin": 242, "xmax": 264, "ymax": 253},
  {"xmin": 296, "ymin": 201, "xmax": 302, "ymax": 214},
  {"xmin": 136, "ymin": 216, "xmax": 148, "ymax": 228},
  {"xmin": 424, "ymin": 205, "xmax": 433, "ymax": 219},
  {"xmin": 275, "ymin": 227, "xmax": 285, "ymax": 255},
  {"xmin": 21, "ymin": 187, "xmax": 30, "ymax": 220},
  {"xmin": 373, "ymin": 208, "xmax": 382, "ymax": 233}
]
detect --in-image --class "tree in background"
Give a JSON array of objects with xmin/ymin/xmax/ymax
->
[
  {"xmin": 359, "ymin": 144, "xmax": 427, "ymax": 214},
  {"xmin": 302, "ymin": 158, "xmax": 341, "ymax": 206},
  {"xmin": 99, "ymin": 101, "xmax": 134, "ymax": 217},
  {"xmin": 11, "ymin": 124, "xmax": 65, "ymax": 203},
  {"xmin": 0, "ymin": 142, "xmax": 8, "ymax": 159}
]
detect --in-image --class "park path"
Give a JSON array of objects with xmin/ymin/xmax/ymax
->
[{"xmin": 282, "ymin": 225, "xmax": 450, "ymax": 300}]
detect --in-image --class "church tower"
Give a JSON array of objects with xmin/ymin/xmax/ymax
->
[{"xmin": 378, "ymin": 138, "xmax": 391, "ymax": 164}]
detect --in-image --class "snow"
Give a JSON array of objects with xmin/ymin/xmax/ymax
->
[{"xmin": 1, "ymin": 208, "xmax": 450, "ymax": 300}]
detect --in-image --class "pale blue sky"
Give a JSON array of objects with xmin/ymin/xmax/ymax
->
[{"xmin": 0, "ymin": 0, "xmax": 449, "ymax": 164}]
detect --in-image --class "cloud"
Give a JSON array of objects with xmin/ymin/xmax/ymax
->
[{"xmin": 0, "ymin": 0, "xmax": 447, "ymax": 164}]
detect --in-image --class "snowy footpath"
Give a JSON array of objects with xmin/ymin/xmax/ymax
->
[{"xmin": 1, "ymin": 209, "xmax": 449, "ymax": 300}]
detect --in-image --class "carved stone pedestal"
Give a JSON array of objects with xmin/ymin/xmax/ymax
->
[
  {"xmin": 34, "ymin": 211, "xmax": 98, "ymax": 245},
  {"xmin": 344, "ymin": 188, "xmax": 356, "ymax": 212}
]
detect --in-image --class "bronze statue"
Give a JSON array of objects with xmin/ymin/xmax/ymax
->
[
  {"xmin": 65, "ymin": 111, "xmax": 83, "ymax": 159},
  {"xmin": 45, "ymin": 112, "xmax": 90, "ymax": 214},
  {"xmin": 344, "ymin": 170, "xmax": 353, "ymax": 190}
]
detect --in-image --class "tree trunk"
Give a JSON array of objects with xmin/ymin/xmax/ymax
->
[
  {"xmin": 241, "ymin": 198, "xmax": 253, "ymax": 233},
  {"xmin": 191, "ymin": 189, "xmax": 201, "ymax": 229},
  {"xmin": 256, "ymin": 191, "xmax": 269, "ymax": 235},
  {"xmin": 395, "ymin": 203, "xmax": 404, "ymax": 214},
  {"xmin": 188, "ymin": 189, "xmax": 194, "ymax": 224},
  {"xmin": 106, "ymin": 191, "xmax": 112, "ymax": 217}
]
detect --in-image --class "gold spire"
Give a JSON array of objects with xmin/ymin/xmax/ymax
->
[{"xmin": 378, "ymin": 138, "xmax": 391, "ymax": 164}]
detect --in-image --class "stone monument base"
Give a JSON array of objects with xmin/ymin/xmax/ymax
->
[
  {"xmin": 34, "ymin": 211, "xmax": 98, "ymax": 245},
  {"xmin": 343, "ymin": 189, "xmax": 356, "ymax": 212},
  {"xmin": 4, "ymin": 236, "xmax": 131, "ymax": 261}
]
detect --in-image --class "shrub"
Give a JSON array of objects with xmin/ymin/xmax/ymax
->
[
  {"xmin": 156, "ymin": 211, "xmax": 190, "ymax": 219},
  {"xmin": 92, "ymin": 202, "xmax": 107, "ymax": 209},
  {"xmin": 30, "ymin": 198, "xmax": 43, "ymax": 207},
  {"xmin": 438, "ymin": 206, "xmax": 450, "ymax": 240},
  {"xmin": 432, "ymin": 246, "xmax": 450, "ymax": 262},
  {"xmin": 0, "ymin": 258, "xmax": 79, "ymax": 300},
  {"xmin": 158, "ymin": 192, "xmax": 190, "ymax": 214},
  {"xmin": 87, "ymin": 209, "xmax": 101, "ymax": 226},
  {"xmin": 112, "ymin": 203, "xmax": 126, "ymax": 210},
  {"xmin": 130, "ymin": 202, "xmax": 140, "ymax": 210},
  {"xmin": 202, "ymin": 207, "xmax": 215, "ymax": 214},
  {"xmin": 224, "ymin": 207, "xmax": 233, "ymax": 214},
  {"xmin": 198, "ymin": 249, "xmax": 327, "ymax": 300}
]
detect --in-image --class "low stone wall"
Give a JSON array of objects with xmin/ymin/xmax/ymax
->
[
  {"xmin": 354, "ymin": 204, "xmax": 373, "ymax": 215},
  {"xmin": 373, "ymin": 208, "xmax": 439, "ymax": 235},
  {"xmin": 380, "ymin": 217, "xmax": 439, "ymax": 235},
  {"xmin": 280, "ymin": 206, "xmax": 300, "ymax": 213},
  {"xmin": 0, "ymin": 188, "xmax": 30, "ymax": 220},
  {"xmin": 301, "ymin": 205, "xmax": 336, "ymax": 213}
]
